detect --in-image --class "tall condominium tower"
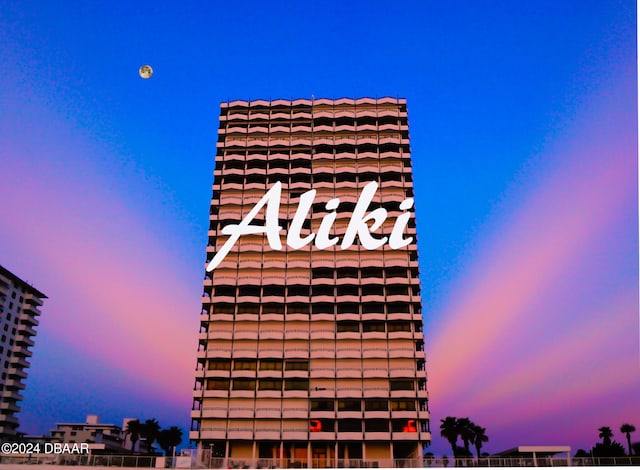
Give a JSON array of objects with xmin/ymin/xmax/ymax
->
[
  {"xmin": 192, "ymin": 97, "xmax": 429, "ymax": 468},
  {"xmin": 0, "ymin": 264, "xmax": 46, "ymax": 438}
]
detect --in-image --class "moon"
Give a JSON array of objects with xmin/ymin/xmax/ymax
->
[{"xmin": 139, "ymin": 65, "xmax": 153, "ymax": 79}]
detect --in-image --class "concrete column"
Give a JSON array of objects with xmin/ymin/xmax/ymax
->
[
  {"xmin": 252, "ymin": 441, "xmax": 256, "ymax": 467},
  {"xmin": 279, "ymin": 442, "xmax": 284, "ymax": 468},
  {"xmin": 390, "ymin": 441, "xmax": 394, "ymax": 466},
  {"xmin": 307, "ymin": 442, "xmax": 312, "ymax": 468}
]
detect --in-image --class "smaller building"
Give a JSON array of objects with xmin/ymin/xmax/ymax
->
[
  {"xmin": 0, "ymin": 264, "xmax": 47, "ymax": 438},
  {"xmin": 50, "ymin": 415, "xmax": 125, "ymax": 453},
  {"xmin": 494, "ymin": 445, "xmax": 572, "ymax": 466},
  {"xmin": 50, "ymin": 415, "xmax": 154, "ymax": 454}
]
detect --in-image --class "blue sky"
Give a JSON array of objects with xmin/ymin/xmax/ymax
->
[{"xmin": 0, "ymin": 0, "xmax": 637, "ymax": 455}]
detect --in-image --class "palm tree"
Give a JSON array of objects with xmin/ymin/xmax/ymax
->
[
  {"xmin": 125, "ymin": 419, "xmax": 142, "ymax": 454},
  {"xmin": 456, "ymin": 418, "xmax": 475, "ymax": 455},
  {"xmin": 440, "ymin": 417, "xmax": 459, "ymax": 457},
  {"xmin": 471, "ymin": 424, "xmax": 489, "ymax": 459},
  {"xmin": 620, "ymin": 424, "xmax": 636, "ymax": 456},
  {"xmin": 598, "ymin": 426, "xmax": 613, "ymax": 446},
  {"xmin": 157, "ymin": 426, "xmax": 183, "ymax": 456},
  {"xmin": 140, "ymin": 419, "xmax": 161, "ymax": 454}
]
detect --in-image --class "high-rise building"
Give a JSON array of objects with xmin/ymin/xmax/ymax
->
[
  {"xmin": 0, "ymin": 264, "xmax": 46, "ymax": 438},
  {"xmin": 192, "ymin": 97, "xmax": 429, "ymax": 468}
]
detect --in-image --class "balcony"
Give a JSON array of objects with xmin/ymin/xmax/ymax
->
[
  {"xmin": 362, "ymin": 348, "xmax": 387, "ymax": 359},
  {"xmin": 310, "ymin": 367, "xmax": 335, "ymax": 378},
  {"xmin": 363, "ymin": 367, "xmax": 388, "ymax": 378},
  {"xmin": 364, "ymin": 410, "xmax": 390, "ymax": 419},
  {"xmin": 364, "ymin": 432, "xmax": 391, "ymax": 440},
  {"xmin": 392, "ymin": 432, "xmax": 419, "ymax": 441},
  {"xmin": 228, "ymin": 407, "xmax": 254, "ymax": 418},
  {"xmin": 234, "ymin": 330, "xmax": 258, "ymax": 340},
  {"xmin": 255, "ymin": 407, "xmax": 282, "ymax": 419},
  {"xmin": 259, "ymin": 347, "xmax": 284, "ymax": 358},
  {"xmin": 336, "ymin": 387, "xmax": 362, "ymax": 398},
  {"xmin": 254, "ymin": 429, "xmax": 281, "ymax": 440},
  {"xmin": 285, "ymin": 330, "xmax": 309, "ymax": 340},
  {"xmin": 201, "ymin": 390, "xmax": 229, "ymax": 398},
  {"xmin": 259, "ymin": 330, "xmax": 283, "ymax": 340},
  {"xmin": 228, "ymin": 428, "xmax": 254, "ymax": 440},
  {"xmin": 281, "ymin": 407, "xmax": 308, "ymax": 419},
  {"xmin": 336, "ymin": 348, "xmax": 361, "ymax": 359},
  {"xmin": 208, "ymin": 330, "xmax": 233, "ymax": 341},
  {"xmin": 197, "ymin": 428, "xmax": 227, "ymax": 440},
  {"xmin": 391, "ymin": 410, "xmax": 418, "ymax": 420},
  {"xmin": 388, "ymin": 348, "xmax": 415, "ymax": 359},
  {"xmin": 336, "ymin": 368, "xmax": 361, "ymax": 379},
  {"xmin": 310, "ymin": 348, "xmax": 334, "ymax": 359},
  {"xmin": 310, "ymin": 387, "xmax": 335, "ymax": 399},
  {"xmin": 280, "ymin": 430, "xmax": 308, "ymax": 440},
  {"xmin": 309, "ymin": 431, "xmax": 335, "ymax": 441},
  {"xmin": 389, "ymin": 390, "xmax": 416, "ymax": 399},
  {"xmin": 363, "ymin": 387, "xmax": 389, "ymax": 398},
  {"xmin": 284, "ymin": 348, "xmax": 309, "ymax": 359}
]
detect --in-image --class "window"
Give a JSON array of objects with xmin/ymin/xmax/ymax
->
[
  {"xmin": 363, "ymin": 321, "xmax": 385, "ymax": 333},
  {"xmin": 338, "ymin": 399, "xmax": 361, "ymax": 412},
  {"xmin": 214, "ymin": 286, "xmax": 235, "ymax": 297},
  {"xmin": 234, "ymin": 360, "xmax": 257, "ymax": 371},
  {"xmin": 206, "ymin": 379, "xmax": 229, "ymax": 390},
  {"xmin": 285, "ymin": 360, "xmax": 309, "ymax": 371},
  {"xmin": 310, "ymin": 400, "xmax": 334, "ymax": 411},
  {"xmin": 287, "ymin": 285, "xmax": 309, "ymax": 297},
  {"xmin": 233, "ymin": 379, "xmax": 256, "ymax": 391},
  {"xmin": 337, "ymin": 322, "xmax": 359, "ymax": 333},
  {"xmin": 337, "ymin": 285, "xmax": 358, "ymax": 296},
  {"xmin": 364, "ymin": 419, "xmax": 389, "ymax": 432},
  {"xmin": 388, "ymin": 321, "xmax": 411, "ymax": 332},
  {"xmin": 365, "ymin": 399, "xmax": 388, "ymax": 411},
  {"xmin": 390, "ymin": 380, "xmax": 414, "ymax": 391},
  {"xmin": 338, "ymin": 419, "xmax": 361, "ymax": 432},
  {"xmin": 259, "ymin": 379, "xmax": 282, "ymax": 391},
  {"xmin": 392, "ymin": 418, "xmax": 417, "ymax": 432},
  {"xmin": 208, "ymin": 360, "xmax": 231, "ymax": 370},
  {"xmin": 284, "ymin": 379, "xmax": 309, "ymax": 391},
  {"xmin": 260, "ymin": 359, "xmax": 282, "ymax": 371},
  {"xmin": 391, "ymin": 399, "xmax": 416, "ymax": 411}
]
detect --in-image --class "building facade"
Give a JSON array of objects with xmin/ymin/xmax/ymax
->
[
  {"xmin": 191, "ymin": 97, "xmax": 429, "ymax": 468},
  {"xmin": 49, "ymin": 415, "xmax": 154, "ymax": 454},
  {"xmin": 0, "ymin": 264, "xmax": 46, "ymax": 438}
]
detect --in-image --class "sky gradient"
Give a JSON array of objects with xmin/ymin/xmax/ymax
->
[{"xmin": 0, "ymin": 0, "xmax": 637, "ymax": 456}]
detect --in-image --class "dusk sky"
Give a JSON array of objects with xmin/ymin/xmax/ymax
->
[{"xmin": 0, "ymin": 0, "xmax": 637, "ymax": 456}]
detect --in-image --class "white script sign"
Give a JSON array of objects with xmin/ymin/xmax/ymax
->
[{"xmin": 206, "ymin": 181, "xmax": 414, "ymax": 272}]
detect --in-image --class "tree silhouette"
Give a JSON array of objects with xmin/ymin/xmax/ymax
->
[
  {"xmin": 440, "ymin": 417, "xmax": 459, "ymax": 458},
  {"xmin": 592, "ymin": 427, "xmax": 626, "ymax": 459},
  {"xmin": 598, "ymin": 426, "xmax": 613, "ymax": 446},
  {"xmin": 157, "ymin": 426, "xmax": 183, "ymax": 456},
  {"xmin": 125, "ymin": 419, "xmax": 142, "ymax": 454},
  {"xmin": 140, "ymin": 419, "xmax": 161, "ymax": 454},
  {"xmin": 620, "ymin": 424, "xmax": 636, "ymax": 456},
  {"xmin": 471, "ymin": 424, "xmax": 489, "ymax": 459},
  {"xmin": 591, "ymin": 442, "xmax": 626, "ymax": 458},
  {"xmin": 456, "ymin": 418, "xmax": 475, "ymax": 455}
]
